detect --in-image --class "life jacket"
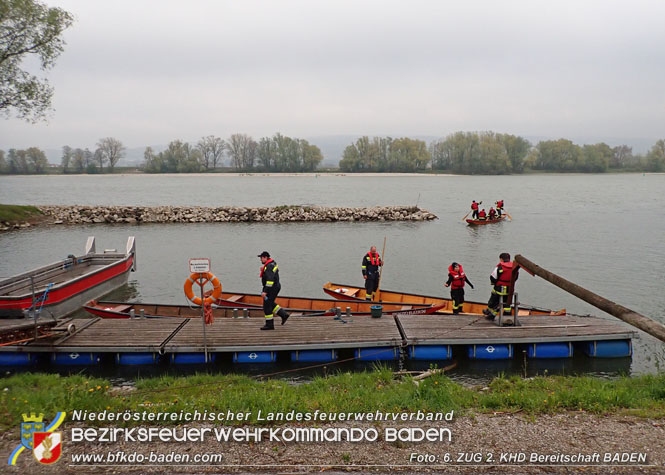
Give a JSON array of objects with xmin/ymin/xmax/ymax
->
[
  {"xmin": 489, "ymin": 208, "xmax": 496, "ymax": 217},
  {"xmin": 448, "ymin": 264, "xmax": 466, "ymax": 289},
  {"xmin": 366, "ymin": 252, "xmax": 381, "ymax": 266},
  {"xmin": 497, "ymin": 200, "xmax": 504, "ymax": 209},
  {"xmin": 260, "ymin": 258, "xmax": 275, "ymax": 277},
  {"xmin": 471, "ymin": 202, "xmax": 479, "ymax": 210},
  {"xmin": 478, "ymin": 210, "xmax": 486, "ymax": 219},
  {"xmin": 496, "ymin": 261, "xmax": 513, "ymax": 287}
]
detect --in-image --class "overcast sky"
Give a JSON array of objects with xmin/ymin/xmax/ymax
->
[{"xmin": 3, "ymin": 0, "xmax": 665, "ymax": 150}]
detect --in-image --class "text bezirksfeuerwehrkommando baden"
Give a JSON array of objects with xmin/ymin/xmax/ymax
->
[{"xmin": 71, "ymin": 409, "xmax": 451, "ymax": 423}]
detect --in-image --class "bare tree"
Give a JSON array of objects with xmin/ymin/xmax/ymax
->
[
  {"xmin": 95, "ymin": 137, "xmax": 126, "ymax": 171},
  {"xmin": 197, "ymin": 135, "xmax": 226, "ymax": 170},
  {"xmin": 227, "ymin": 133, "xmax": 257, "ymax": 170}
]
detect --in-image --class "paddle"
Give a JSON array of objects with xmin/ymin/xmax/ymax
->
[
  {"xmin": 375, "ymin": 236, "xmax": 387, "ymax": 301},
  {"xmin": 505, "ymin": 211, "xmax": 513, "ymax": 221},
  {"xmin": 461, "ymin": 211, "xmax": 471, "ymax": 221}
]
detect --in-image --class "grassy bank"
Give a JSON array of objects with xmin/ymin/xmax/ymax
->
[
  {"xmin": 1, "ymin": 370, "xmax": 664, "ymax": 429},
  {"xmin": 0, "ymin": 204, "xmax": 43, "ymax": 224}
]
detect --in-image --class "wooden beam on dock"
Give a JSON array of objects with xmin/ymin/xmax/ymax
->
[{"xmin": 515, "ymin": 254, "xmax": 665, "ymax": 343}]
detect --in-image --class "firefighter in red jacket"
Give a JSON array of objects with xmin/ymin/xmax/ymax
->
[
  {"xmin": 470, "ymin": 200, "xmax": 481, "ymax": 219},
  {"xmin": 258, "ymin": 251, "xmax": 289, "ymax": 330},
  {"xmin": 495, "ymin": 200, "xmax": 504, "ymax": 217},
  {"xmin": 362, "ymin": 246, "xmax": 383, "ymax": 301},
  {"xmin": 483, "ymin": 252, "xmax": 518, "ymax": 324},
  {"xmin": 488, "ymin": 207, "xmax": 497, "ymax": 220},
  {"xmin": 444, "ymin": 262, "xmax": 474, "ymax": 314},
  {"xmin": 477, "ymin": 209, "xmax": 487, "ymax": 221}
]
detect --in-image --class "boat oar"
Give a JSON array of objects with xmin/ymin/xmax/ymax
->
[
  {"xmin": 505, "ymin": 212, "xmax": 513, "ymax": 221},
  {"xmin": 461, "ymin": 211, "xmax": 471, "ymax": 221},
  {"xmin": 375, "ymin": 236, "xmax": 387, "ymax": 301}
]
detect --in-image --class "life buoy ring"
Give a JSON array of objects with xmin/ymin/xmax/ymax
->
[{"xmin": 184, "ymin": 272, "xmax": 222, "ymax": 305}]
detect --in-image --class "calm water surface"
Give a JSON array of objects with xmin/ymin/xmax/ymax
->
[{"xmin": 1, "ymin": 173, "xmax": 664, "ymax": 379}]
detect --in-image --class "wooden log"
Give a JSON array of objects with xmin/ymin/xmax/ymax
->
[{"xmin": 515, "ymin": 254, "xmax": 665, "ymax": 343}]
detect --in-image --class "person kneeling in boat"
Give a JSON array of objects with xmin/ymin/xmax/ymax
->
[
  {"xmin": 258, "ymin": 251, "xmax": 289, "ymax": 330},
  {"xmin": 444, "ymin": 262, "xmax": 474, "ymax": 314},
  {"xmin": 477, "ymin": 209, "xmax": 487, "ymax": 221},
  {"xmin": 483, "ymin": 252, "xmax": 517, "ymax": 324},
  {"xmin": 488, "ymin": 207, "xmax": 497, "ymax": 220},
  {"xmin": 362, "ymin": 245, "xmax": 383, "ymax": 301}
]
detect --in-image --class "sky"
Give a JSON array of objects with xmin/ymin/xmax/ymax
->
[{"xmin": 2, "ymin": 0, "xmax": 665, "ymax": 152}]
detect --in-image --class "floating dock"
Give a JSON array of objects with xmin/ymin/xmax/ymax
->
[{"xmin": 0, "ymin": 313, "xmax": 635, "ymax": 366}]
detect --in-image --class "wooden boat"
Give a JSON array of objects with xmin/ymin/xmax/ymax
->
[
  {"xmin": 466, "ymin": 215, "xmax": 506, "ymax": 225},
  {"xmin": 214, "ymin": 291, "xmax": 433, "ymax": 314},
  {"xmin": 322, "ymin": 282, "xmax": 565, "ymax": 316},
  {"xmin": 0, "ymin": 237, "xmax": 136, "ymax": 319},
  {"xmin": 84, "ymin": 300, "xmax": 447, "ymax": 319}
]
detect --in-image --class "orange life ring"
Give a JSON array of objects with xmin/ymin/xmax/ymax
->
[{"xmin": 184, "ymin": 272, "xmax": 222, "ymax": 306}]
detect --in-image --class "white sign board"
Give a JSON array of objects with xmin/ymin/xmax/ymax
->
[{"xmin": 189, "ymin": 258, "xmax": 210, "ymax": 273}]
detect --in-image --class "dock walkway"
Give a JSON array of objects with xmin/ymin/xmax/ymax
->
[{"xmin": 0, "ymin": 313, "xmax": 636, "ymax": 365}]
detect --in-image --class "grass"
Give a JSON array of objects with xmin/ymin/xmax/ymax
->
[
  {"xmin": 1, "ymin": 371, "xmax": 664, "ymax": 430},
  {"xmin": 0, "ymin": 204, "xmax": 43, "ymax": 224}
]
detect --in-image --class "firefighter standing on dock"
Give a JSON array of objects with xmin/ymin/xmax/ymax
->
[
  {"xmin": 483, "ymin": 252, "xmax": 517, "ymax": 323},
  {"xmin": 258, "ymin": 251, "xmax": 289, "ymax": 330},
  {"xmin": 362, "ymin": 246, "xmax": 383, "ymax": 301},
  {"xmin": 444, "ymin": 262, "xmax": 474, "ymax": 314}
]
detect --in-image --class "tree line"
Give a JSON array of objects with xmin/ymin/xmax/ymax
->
[
  {"xmin": 342, "ymin": 133, "xmax": 665, "ymax": 174},
  {"xmin": 142, "ymin": 133, "xmax": 323, "ymax": 173},
  {"xmin": 2, "ymin": 132, "xmax": 664, "ymax": 175}
]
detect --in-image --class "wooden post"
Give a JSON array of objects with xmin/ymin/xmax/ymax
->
[{"xmin": 515, "ymin": 254, "xmax": 665, "ymax": 343}]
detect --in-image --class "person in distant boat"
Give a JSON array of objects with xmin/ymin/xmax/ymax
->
[
  {"xmin": 488, "ymin": 207, "xmax": 497, "ymax": 220},
  {"xmin": 257, "ymin": 251, "xmax": 289, "ymax": 330},
  {"xmin": 477, "ymin": 209, "xmax": 487, "ymax": 221},
  {"xmin": 470, "ymin": 200, "xmax": 481, "ymax": 219},
  {"xmin": 483, "ymin": 252, "xmax": 518, "ymax": 324},
  {"xmin": 495, "ymin": 200, "xmax": 504, "ymax": 217},
  {"xmin": 362, "ymin": 245, "xmax": 383, "ymax": 301},
  {"xmin": 444, "ymin": 262, "xmax": 474, "ymax": 314}
]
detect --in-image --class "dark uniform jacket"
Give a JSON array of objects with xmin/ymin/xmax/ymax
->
[
  {"xmin": 261, "ymin": 260, "xmax": 280, "ymax": 294},
  {"xmin": 362, "ymin": 252, "xmax": 382, "ymax": 278}
]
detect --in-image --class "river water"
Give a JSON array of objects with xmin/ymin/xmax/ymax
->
[{"xmin": 1, "ymin": 173, "xmax": 664, "ymax": 378}]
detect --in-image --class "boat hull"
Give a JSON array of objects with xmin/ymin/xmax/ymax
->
[
  {"xmin": 0, "ymin": 237, "xmax": 136, "ymax": 319},
  {"xmin": 322, "ymin": 282, "xmax": 563, "ymax": 316},
  {"xmin": 466, "ymin": 216, "xmax": 506, "ymax": 225},
  {"xmin": 85, "ymin": 300, "xmax": 446, "ymax": 319}
]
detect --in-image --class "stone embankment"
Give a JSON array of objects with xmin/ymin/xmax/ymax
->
[{"xmin": 33, "ymin": 205, "xmax": 437, "ymax": 225}]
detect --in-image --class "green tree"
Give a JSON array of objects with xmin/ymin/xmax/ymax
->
[
  {"xmin": 227, "ymin": 133, "xmax": 256, "ymax": 170},
  {"xmin": 61, "ymin": 144, "xmax": 72, "ymax": 173},
  {"xmin": 646, "ymin": 139, "xmax": 665, "ymax": 172},
  {"xmin": 0, "ymin": 0, "xmax": 74, "ymax": 121},
  {"xmin": 497, "ymin": 133, "xmax": 530, "ymax": 173},
  {"xmin": 0, "ymin": 149, "xmax": 6, "ymax": 173},
  {"xmin": 612, "ymin": 145, "xmax": 633, "ymax": 168},
  {"xmin": 25, "ymin": 146, "xmax": 47, "ymax": 172},
  {"xmin": 535, "ymin": 139, "xmax": 583, "ymax": 171}
]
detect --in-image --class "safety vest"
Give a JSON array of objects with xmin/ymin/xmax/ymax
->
[
  {"xmin": 497, "ymin": 200, "xmax": 504, "ymax": 209},
  {"xmin": 496, "ymin": 261, "xmax": 513, "ymax": 287},
  {"xmin": 366, "ymin": 252, "xmax": 381, "ymax": 266},
  {"xmin": 471, "ymin": 202, "xmax": 478, "ymax": 210},
  {"xmin": 489, "ymin": 208, "xmax": 496, "ymax": 217},
  {"xmin": 260, "ymin": 259, "xmax": 275, "ymax": 277},
  {"xmin": 449, "ymin": 264, "xmax": 466, "ymax": 289},
  {"xmin": 478, "ymin": 210, "xmax": 487, "ymax": 219}
]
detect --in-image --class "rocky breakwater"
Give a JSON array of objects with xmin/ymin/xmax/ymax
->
[{"xmin": 37, "ymin": 205, "xmax": 438, "ymax": 224}]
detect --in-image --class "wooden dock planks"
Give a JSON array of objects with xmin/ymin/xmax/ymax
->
[
  {"xmin": 164, "ymin": 315, "xmax": 403, "ymax": 352},
  {"xmin": 397, "ymin": 314, "xmax": 636, "ymax": 345}
]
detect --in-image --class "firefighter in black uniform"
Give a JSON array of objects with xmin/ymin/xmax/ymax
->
[
  {"xmin": 258, "ymin": 251, "xmax": 289, "ymax": 330},
  {"xmin": 444, "ymin": 262, "xmax": 474, "ymax": 314},
  {"xmin": 362, "ymin": 246, "xmax": 383, "ymax": 301},
  {"xmin": 483, "ymin": 252, "xmax": 517, "ymax": 324}
]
